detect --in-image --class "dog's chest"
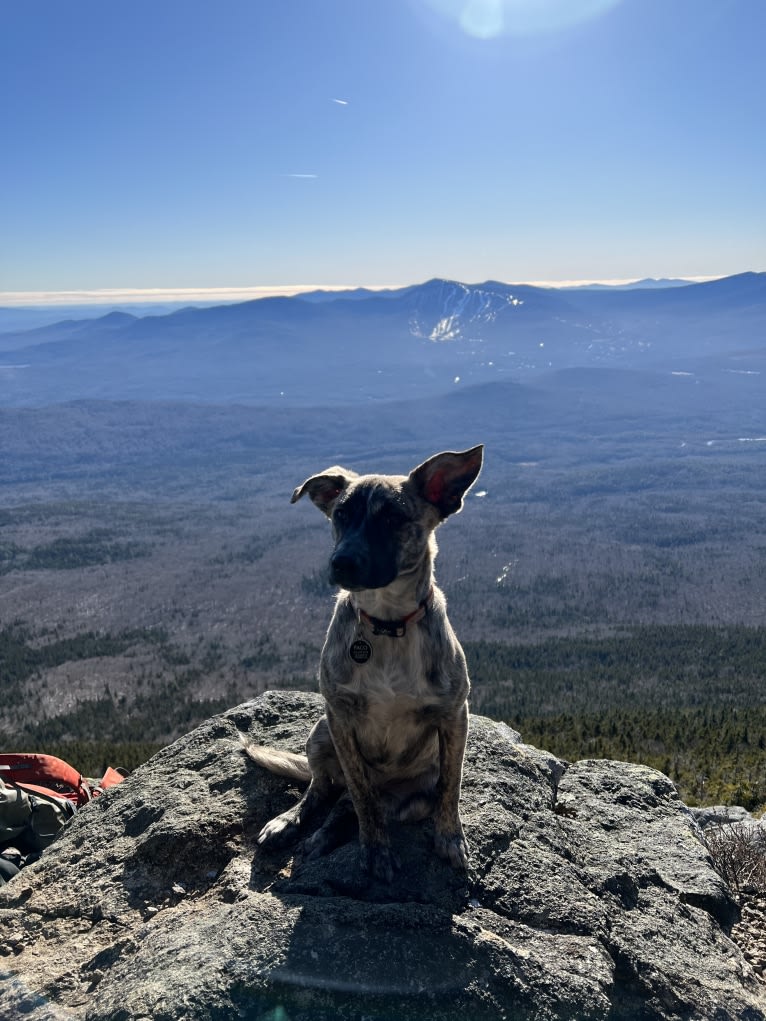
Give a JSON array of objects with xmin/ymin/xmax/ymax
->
[
  {"xmin": 336, "ymin": 629, "xmax": 441, "ymax": 772},
  {"xmin": 344, "ymin": 626, "xmax": 433, "ymax": 702}
]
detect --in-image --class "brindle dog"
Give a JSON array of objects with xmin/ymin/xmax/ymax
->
[{"xmin": 243, "ymin": 445, "xmax": 483, "ymax": 882}]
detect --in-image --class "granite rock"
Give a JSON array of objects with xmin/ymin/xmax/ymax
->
[{"xmin": 1, "ymin": 691, "xmax": 763, "ymax": 1020}]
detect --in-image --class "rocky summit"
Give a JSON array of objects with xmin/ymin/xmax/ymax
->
[{"xmin": 1, "ymin": 691, "xmax": 764, "ymax": 1020}]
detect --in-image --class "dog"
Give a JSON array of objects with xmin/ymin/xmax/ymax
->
[{"xmin": 243, "ymin": 444, "xmax": 483, "ymax": 882}]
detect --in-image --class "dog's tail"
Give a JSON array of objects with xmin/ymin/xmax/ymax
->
[{"xmin": 238, "ymin": 732, "xmax": 312, "ymax": 783}]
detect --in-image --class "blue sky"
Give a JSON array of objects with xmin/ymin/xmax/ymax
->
[{"xmin": 1, "ymin": 0, "xmax": 764, "ymax": 300}]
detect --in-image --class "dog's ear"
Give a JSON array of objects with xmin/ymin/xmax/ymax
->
[
  {"xmin": 409, "ymin": 445, "xmax": 484, "ymax": 520},
  {"xmin": 291, "ymin": 467, "xmax": 358, "ymax": 517}
]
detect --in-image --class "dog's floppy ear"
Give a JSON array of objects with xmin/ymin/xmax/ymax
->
[
  {"xmin": 291, "ymin": 467, "xmax": 358, "ymax": 517},
  {"xmin": 409, "ymin": 445, "xmax": 484, "ymax": 520}
]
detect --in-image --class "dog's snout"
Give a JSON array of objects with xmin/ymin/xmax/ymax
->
[{"xmin": 330, "ymin": 551, "xmax": 359, "ymax": 588}]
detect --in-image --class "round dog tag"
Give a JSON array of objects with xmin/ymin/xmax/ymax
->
[{"xmin": 349, "ymin": 637, "xmax": 372, "ymax": 663}]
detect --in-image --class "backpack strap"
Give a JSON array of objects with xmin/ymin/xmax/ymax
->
[{"xmin": 0, "ymin": 754, "xmax": 91, "ymax": 806}]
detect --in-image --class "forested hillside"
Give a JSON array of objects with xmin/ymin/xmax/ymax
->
[
  {"xmin": 4, "ymin": 621, "xmax": 764, "ymax": 806},
  {"xmin": 467, "ymin": 627, "xmax": 766, "ymax": 807}
]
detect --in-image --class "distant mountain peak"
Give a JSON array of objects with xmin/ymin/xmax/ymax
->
[
  {"xmin": 95, "ymin": 310, "xmax": 138, "ymax": 326},
  {"xmin": 407, "ymin": 278, "xmax": 526, "ymax": 341},
  {"xmin": 563, "ymin": 277, "xmax": 694, "ymax": 291}
]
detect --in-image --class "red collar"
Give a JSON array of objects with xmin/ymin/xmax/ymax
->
[{"xmin": 357, "ymin": 587, "xmax": 434, "ymax": 638}]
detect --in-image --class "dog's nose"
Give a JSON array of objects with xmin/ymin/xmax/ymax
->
[{"xmin": 329, "ymin": 552, "xmax": 358, "ymax": 588}]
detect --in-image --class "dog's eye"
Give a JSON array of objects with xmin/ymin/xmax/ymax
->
[{"xmin": 379, "ymin": 506, "xmax": 405, "ymax": 529}]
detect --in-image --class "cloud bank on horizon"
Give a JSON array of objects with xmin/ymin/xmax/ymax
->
[{"xmin": 0, "ymin": 277, "xmax": 724, "ymax": 309}]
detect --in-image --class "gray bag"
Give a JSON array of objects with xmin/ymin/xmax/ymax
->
[{"xmin": 0, "ymin": 777, "xmax": 75, "ymax": 852}]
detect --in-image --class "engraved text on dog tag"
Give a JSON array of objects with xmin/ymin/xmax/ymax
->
[{"xmin": 349, "ymin": 637, "xmax": 372, "ymax": 663}]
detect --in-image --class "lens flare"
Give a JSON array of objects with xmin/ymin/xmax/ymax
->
[{"xmin": 421, "ymin": 0, "xmax": 623, "ymax": 39}]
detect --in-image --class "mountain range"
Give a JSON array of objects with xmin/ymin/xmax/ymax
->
[{"xmin": 0, "ymin": 273, "xmax": 763, "ymax": 407}]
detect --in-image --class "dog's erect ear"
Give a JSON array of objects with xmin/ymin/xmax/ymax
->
[
  {"xmin": 409, "ymin": 445, "xmax": 484, "ymax": 520},
  {"xmin": 291, "ymin": 467, "xmax": 358, "ymax": 517}
]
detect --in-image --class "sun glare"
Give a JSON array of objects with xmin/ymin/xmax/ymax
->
[{"xmin": 421, "ymin": 0, "xmax": 623, "ymax": 39}]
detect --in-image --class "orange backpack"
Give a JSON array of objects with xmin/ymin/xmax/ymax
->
[{"xmin": 0, "ymin": 753, "xmax": 126, "ymax": 858}]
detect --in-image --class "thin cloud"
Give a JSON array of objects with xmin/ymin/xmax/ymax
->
[
  {"xmin": 332, "ymin": 98, "xmax": 349, "ymax": 105},
  {"xmin": 1, "ymin": 277, "xmax": 724, "ymax": 309},
  {"xmin": 0, "ymin": 284, "xmax": 373, "ymax": 307},
  {"xmin": 283, "ymin": 173, "xmax": 318, "ymax": 179}
]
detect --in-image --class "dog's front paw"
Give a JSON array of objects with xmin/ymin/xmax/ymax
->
[
  {"xmin": 434, "ymin": 828, "xmax": 470, "ymax": 870},
  {"xmin": 257, "ymin": 811, "xmax": 300, "ymax": 848},
  {"xmin": 359, "ymin": 842, "xmax": 398, "ymax": 883}
]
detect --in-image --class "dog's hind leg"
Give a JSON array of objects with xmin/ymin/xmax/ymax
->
[
  {"xmin": 257, "ymin": 778, "xmax": 331, "ymax": 848},
  {"xmin": 303, "ymin": 791, "xmax": 359, "ymax": 860},
  {"xmin": 257, "ymin": 716, "xmax": 344, "ymax": 848}
]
